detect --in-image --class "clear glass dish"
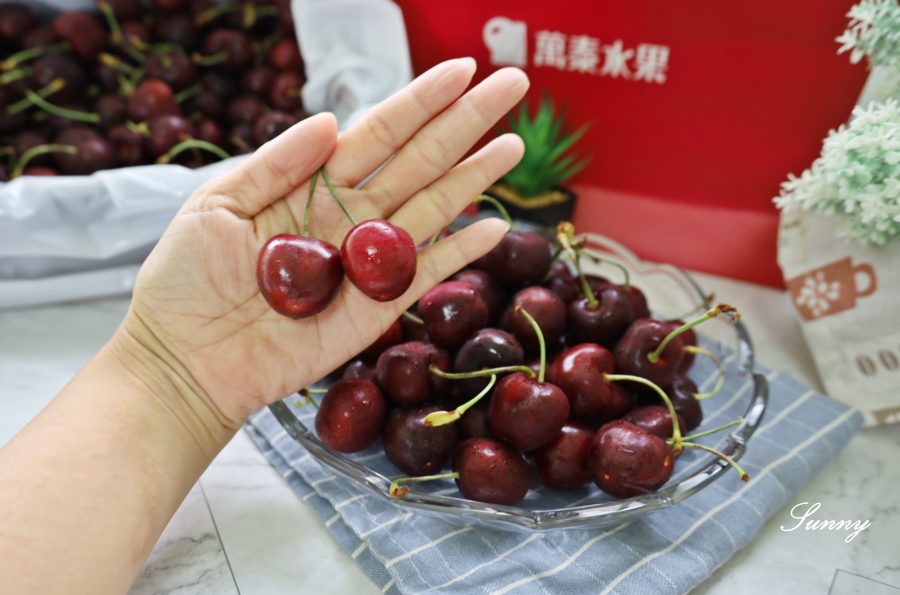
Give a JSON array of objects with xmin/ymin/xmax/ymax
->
[{"xmin": 267, "ymin": 230, "xmax": 769, "ymax": 533}]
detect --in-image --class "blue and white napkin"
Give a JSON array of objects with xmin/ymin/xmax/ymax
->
[{"xmin": 246, "ymin": 352, "xmax": 862, "ymax": 594}]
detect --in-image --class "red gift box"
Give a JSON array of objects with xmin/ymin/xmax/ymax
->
[{"xmin": 393, "ymin": 0, "xmax": 868, "ymax": 287}]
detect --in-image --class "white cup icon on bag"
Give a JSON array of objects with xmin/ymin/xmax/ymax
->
[{"xmin": 483, "ymin": 17, "xmax": 528, "ymax": 68}]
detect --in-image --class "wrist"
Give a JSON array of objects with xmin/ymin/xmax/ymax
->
[{"xmin": 110, "ymin": 310, "xmax": 240, "ymax": 458}]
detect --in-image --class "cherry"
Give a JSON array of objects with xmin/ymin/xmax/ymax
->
[
  {"xmin": 500, "ymin": 286, "xmax": 566, "ymax": 354},
  {"xmin": 314, "ymin": 378, "xmax": 386, "ymax": 454},
  {"xmin": 0, "ymin": 3, "xmax": 37, "ymax": 44},
  {"xmin": 450, "ymin": 268, "xmax": 507, "ymax": 323},
  {"xmin": 625, "ymin": 285, "xmax": 651, "ymax": 319},
  {"xmin": 108, "ymin": 124, "xmax": 148, "ymax": 167},
  {"xmin": 127, "ymin": 79, "xmax": 181, "ymax": 122},
  {"xmin": 198, "ymin": 29, "xmax": 253, "ymax": 72},
  {"xmin": 55, "ymin": 135, "xmax": 119, "ymax": 175},
  {"xmin": 103, "ymin": 0, "xmax": 143, "ymax": 22},
  {"xmin": 567, "ymin": 283, "xmax": 635, "ymax": 349},
  {"xmin": 268, "ymin": 70, "xmax": 305, "ymax": 111},
  {"xmin": 382, "ymin": 404, "xmax": 458, "ymax": 476},
  {"xmin": 375, "ymin": 341, "xmax": 452, "ymax": 405},
  {"xmin": 152, "ymin": 0, "xmax": 186, "ymax": 14},
  {"xmin": 227, "ymin": 93, "xmax": 267, "ymax": 124},
  {"xmin": 51, "ymin": 11, "xmax": 106, "ymax": 62},
  {"xmin": 120, "ymin": 20, "xmax": 152, "ymax": 46},
  {"xmin": 228, "ymin": 121, "xmax": 256, "ymax": 154},
  {"xmin": 613, "ymin": 318, "xmax": 684, "ymax": 390},
  {"xmin": 0, "ymin": 87, "xmax": 28, "ymax": 135},
  {"xmin": 665, "ymin": 374, "xmax": 703, "ymax": 432},
  {"xmin": 241, "ymin": 65, "xmax": 276, "ymax": 96},
  {"xmin": 341, "ymin": 219, "xmax": 417, "ymax": 302},
  {"xmin": 418, "ymin": 281, "xmax": 489, "ymax": 351},
  {"xmin": 341, "ymin": 359, "xmax": 376, "ymax": 381},
  {"xmin": 666, "ymin": 319, "xmax": 698, "ymax": 374},
  {"xmin": 543, "ymin": 260, "xmax": 581, "ymax": 304},
  {"xmin": 360, "ymin": 318, "xmax": 404, "ymax": 360},
  {"xmin": 31, "ymin": 54, "xmax": 87, "ymax": 103},
  {"xmin": 186, "ymin": 91, "xmax": 226, "ymax": 122},
  {"xmin": 587, "ymin": 419, "xmax": 675, "ymax": 499},
  {"xmin": 471, "ymin": 230, "xmax": 553, "ymax": 289},
  {"xmin": 146, "ymin": 114, "xmax": 196, "ymax": 157},
  {"xmin": 20, "ymin": 26, "xmax": 55, "ymax": 50},
  {"xmin": 153, "ymin": 14, "xmax": 200, "ymax": 51},
  {"xmin": 145, "ymin": 51, "xmax": 197, "ymax": 91},
  {"xmin": 457, "ymin": 400, "xmax": 494, "ymax": 439},
  {"xmin": 95, "ymin": 94, "xmax": 127, "ymax": 130},
  {"xmin": 453, "ymin": 328, "xmax": 524, "ymax": 397},
  {"xmin": 199, "ymin": 70, "xmax": 238, "ymax": 102},
  {"xmin": 549, "ymin": 343, "xmax": 634, "ymax": 424},
  {"xmin": 400, "ymin": 310, "xmax": 429, "ymax": 343},
  {"xmin": 267, "ymin": 38, "xmax": 303, "ymax": 72},
  {"xmin": 252, "ymin": 110, "xmax": 297, "ymax": 145},
  {"xmin": 531, "ymin": 422, "xmax": 594, "ymax": 489},
  {"xmin": 256, "ymin": 234, "xmax": 343, "ymax": 319},
  {"xmin": 452, "ymin": 437, "xmax": 531, "ymax": 505},
  {"xmin": 622, "ymin": 405, "xmax": 686, "ymax": 440},
  {"xmin": 489, "ymin": 306, "xmax": 570, "ymax": 451},
  {"xmin": 12, "ymin": 130, "xmax": 52, "ymax": 167}
]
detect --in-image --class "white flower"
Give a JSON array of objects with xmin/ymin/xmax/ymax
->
[
  {"xmin": 774, "ymin": 99, "xmax": 900, "ymax": 245},
  {"xmin": 837, "ymin": 0, "xmax": 900, "ymax": 67}
]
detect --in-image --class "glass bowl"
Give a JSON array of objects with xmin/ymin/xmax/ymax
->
[{"xmin": 267, "ymin": 230, "xmax": 769, "ymax": 533}]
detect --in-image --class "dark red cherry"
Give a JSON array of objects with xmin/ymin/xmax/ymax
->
[
  {"xmin": 450, "ymin": 268, "xmax": 507, "ymax": 323},
  {"xmin": 613, "ymin": 318, "xmax": 684, "ymax": 390},
  {"xmin": 567, "ymin": 283, "xmax": 635, "ymax": 349},
  {"xmin": 453, "ymin": 437, "xmax": 531, "ymax": 505},
  {"xmin": 95, "ymin": 95, "xmax": 127, "ymax": 130},
  {"xmin": 144, "ymin": 50, "xmax": 197, "ymax": 91},
  {"xmin": 543, "ymin": 260, "xmax": 580, "ymax": 304},
  {"xmin": 0, "ymin": 3, "xmax": 38, "ymax": 45},
  {"xmin": 341, "ymin": 219, "xmax": 417, "ymax": 302},
  {"xmin": 52, "ymin": 11, "xmax": 106, "ymax": 62},
  {"xmin": 268, "ymin": 70, "xmax": 305, "ymax": 111},
  {"xmin": 587, "ymin": 419, "xmax": 675, "ymax": 499},
  {"xmin": 256, "ymin": 234, "xmax": 344, "ymax": 319},
  {"xmin": 152, "ymin": 0, "xmax": 185, "ymax": 14},
  {"xmin": 531, "ymin": 422, "xmax": 594, "ymax": 489},
  {"xmin": 549, "ymin": 343, "xmax": 634, "ymax": 424},
  {"xmin": 267, "ymin": 38, "xmax": 303, "ymax": 71},
  {"xmin": 626, "ymin": 285, "xmax": 651, "ymax": 319},
  {"xmin": 0, "ymin": 87, "xmax": 27, "ymax": 135},
  {"xmin": 374, "ymin": 341, "xmax": 452, "ymax": 405},
  {"xmin": 383, "ymin": 404, "xmax": 458, "ymax": 476},
  {"xmin": 665, "ymin": 375, "xmax": 703, "ymax": 432},
  {"xmin": 341, "ymin": 359, "xmax": 376, "ymax": 381},
  {"xmin": 360, "ymin": 318, "xmax": 404, "ymax": 360},
  {"xmin": 108, "ymin": 125, "xmax": 148, "ymax": 167},
  {"xmin": 418, "ymin": 281, "xmax": 489, "ymax": 351},
  {"xmin": 453, "ymin": 328, "xmax": 524, "ymax": 397},
  {"xmin": 200, "ymin": 70, "xmax": 238, "ymax": 102},
  {"xmin": 55, "ymin": 137, "xmax": 119, "ymax": 175},
  {"xmin": 154, "ymin": 14, "xmax": 200, "ymax": 51},
  {"xmin": 488, "ymin": 372, "xmax": 570, "ymax": 452},
  {"xmin": 200, "ymin": 29, "xmax": 253, "ymax": 72},
  {"xmin": 227, "ymin": 93, "xmax": 267, "ymax": 124},
  {"xmin": 622, "ymin": 406, "xmax": 686, "ymax": 440},
  {"xmin": 104, "ymin": 0, "xmax": 143, "ymax": 21},
  {"xmin": 500, "ymin": 286, "xmax": 566, "ymax": 354},
  {"xmin": 241, "ymin": 65, "xmax": 276, "ymax": 96},
  {"xmin": 127, "ymin": 79, "xmax": 180, "ymax": 122},
  {"xmin": 665, "ymin": 319, "xmax": 698, "ymax": 374},
  {"xmin": 31, "ymin": 54, "xmax": 87, "ymax": 103},
  {"xmin": 12, "ymin": 130, "xmax": 51, "ymax": 167},
  {"xmin": 470, "ymin": 230, "xmax": 552, "ymax": 289},
  {"xmin": 252, "ymin": 110, "xmax": 297, "ymax": 146},
  {"xmin": 315, "ymin": 378, "xmax": 386, "ymax": 453},
  {"xmin": 146, "ymin": 115, "xmax": 195, "ymax": 157},
  {"xmin": 195, "ymin": 118, "xmax": 226, "ymax": 147},
  {"xmin": 20, "ymin": 26, "xmax": 55, "ymax": 50},
  {"xmin": 457, "ymin": 400, "xmax": 494, "ymax": 440}
]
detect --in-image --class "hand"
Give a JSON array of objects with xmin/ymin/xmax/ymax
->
[{"xmin": 119, "ymin": 59, "xmax": 529, "ymax": 428}]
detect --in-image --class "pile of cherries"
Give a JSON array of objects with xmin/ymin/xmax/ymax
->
[
  {"xmin": 0, "ymin": 0, "xmax": 305, "ymax": 179},
  {"xmin": 267, "ymin": 200, "xmax": 749, "ymax": 506}
]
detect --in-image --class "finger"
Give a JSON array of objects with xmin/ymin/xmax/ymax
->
[
  {"xmin": 325, "ymin": 58, "xmax": 478, "ymax": 189},
  {"xmin": 360, "ymin": 67, "xmax": 529, "ymax": 215},
  {"xmin": 390, "ymin": 133, "xmax": 525, "ymax": 245},
  {"xmin": 198, "ymin": 112, "xmax": 339, "ymax": 218},
  {"xmin": 397, "ymin": 217, "xmax": 510, "ymax": 312}
]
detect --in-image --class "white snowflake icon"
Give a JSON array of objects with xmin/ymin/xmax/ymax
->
[{"xmin": 794, "ymin": 271, "xmax": 841, "ymax": 318}]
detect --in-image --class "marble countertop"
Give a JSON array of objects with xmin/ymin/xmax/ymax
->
[{"xmin": 1, "ymin": 271, "xmax": 898, "ymax": 595}]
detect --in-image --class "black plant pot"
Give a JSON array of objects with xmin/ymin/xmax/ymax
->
[{"xmin": 481, "ymin": 183, "xmax": 578, "ymax": 229}]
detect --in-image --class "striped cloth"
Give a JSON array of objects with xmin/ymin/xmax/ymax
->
[{"xmin": 246, "ymin": 354, "xmax": 862, "ymax": 594}]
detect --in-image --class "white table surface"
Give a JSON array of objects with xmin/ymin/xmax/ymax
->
[{"xmin": 1, "ymin": 270, "xmax": 898, "ymax": 595}]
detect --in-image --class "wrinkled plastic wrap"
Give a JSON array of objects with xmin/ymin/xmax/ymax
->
[{"xmin": 0, "ymin": 0, "xmax": 411, "ymax": 310}]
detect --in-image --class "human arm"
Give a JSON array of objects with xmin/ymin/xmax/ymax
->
[{"xmin": 0, "ymin": 58, "xmax": 529, "ymax": 594}]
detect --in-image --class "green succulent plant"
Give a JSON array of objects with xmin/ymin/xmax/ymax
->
[{"xmin": 498, "ymin": 94, "xmax": 590, "ymax": 199}]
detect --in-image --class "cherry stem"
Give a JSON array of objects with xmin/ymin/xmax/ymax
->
[
  {"xmin": 302, "ymin": 170, "xmax": 319, "ymax": 237},
  {"xmin": 605, "ymin": 372, "xmax": 683, "ymax": 450},
  {"xmin": 97, "ymin": 0, "xmax": 124, "ymax": 45},
  {"xmin": 424, "ymin": 374, "xmax": 497, "ymax": 427},
  {"xmin": 681, "ymin": 418, "xmax": 742, "ymax": 442},
  {"xmin": 401, "ymin": 310, "xmax": 424, "ymax": 325},
  {"xmin": 678, "ymin": 441, "xmax": 750, "ymax": 482},
  {"xmin": 195, "ymin": 2, "xmax": 239, "ymax": 27},
  {"xmin": 556, "ymin": 222, "xmax": 598, "ymax": 309},
  {"xmin": 582, "ymin": 248, "xmax": 631, "ymax": 289},
  {"xmin": 294, "ymin": 388, "xmax": 320, "ymax": 410},
  {"xmin": 173, "ymin": 82, "xmax": 202, "ymax": 104},
  {"xmin": 157, "ymin": 139, "xmax": 231, "ymax": 164},
  {"xmin": 648, "ymin": 303, "xmax": 741, "ymax": 364},
  {"xmin": 0, "ymin": 42, "xmax": 69, "ymax": 71},
  {"xmin": 540, "ymin": 247, "xmax": 566, "ymax": 283},
  {"xmin": 11, "ymin": 144, "xmax": 75, "ymax": 178},
  {"xmin": 6, "ymin": 78, "xmax": 65, "ymax": 114},
  {"xmin": 429, "ymin": 226, "xmax": 448, "ymax": 245},
  {"xmin": 19, "ymin": 89, "xmax": 102, "ymax": 125},
  {"xmin": 99, "ymin": 52, "xmax": 135, "ymax": 74},
  {"xmin": 389, "ymin": 472, "xmax": 460, "ymax": 498},
  {"xmin": 514, "ymin": 305, "xmax": 547, "ymax": 383},
  {"xmin": 473, "ymin": 194, "xmax": 513, "ymax": 227},
  {"xmin": 685, "ymin": 345, "xmax": 726, "ymax": 400},
  {"xmin": 0, "ymin": 67, "xmax": 31, "ymax": 85},
  {"xmin": 192, "ymin": 50, "xmax": 229, "ymax": 67},
  {"xmin": 320, "ymin": 167, "xmax": 358, "ymax": 226},
  {"xmin": 428, "ymin": 363, "xmax": 536, "ymax": 380}
]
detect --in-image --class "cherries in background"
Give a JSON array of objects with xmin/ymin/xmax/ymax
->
[{"xmin": 0, "ymin": 0, "xmax": 307, "ymax": 180}]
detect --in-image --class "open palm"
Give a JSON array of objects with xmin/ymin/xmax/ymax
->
[{"xmin": 123, "ymin": 60, "xmax": 529, "ymax": 426}]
